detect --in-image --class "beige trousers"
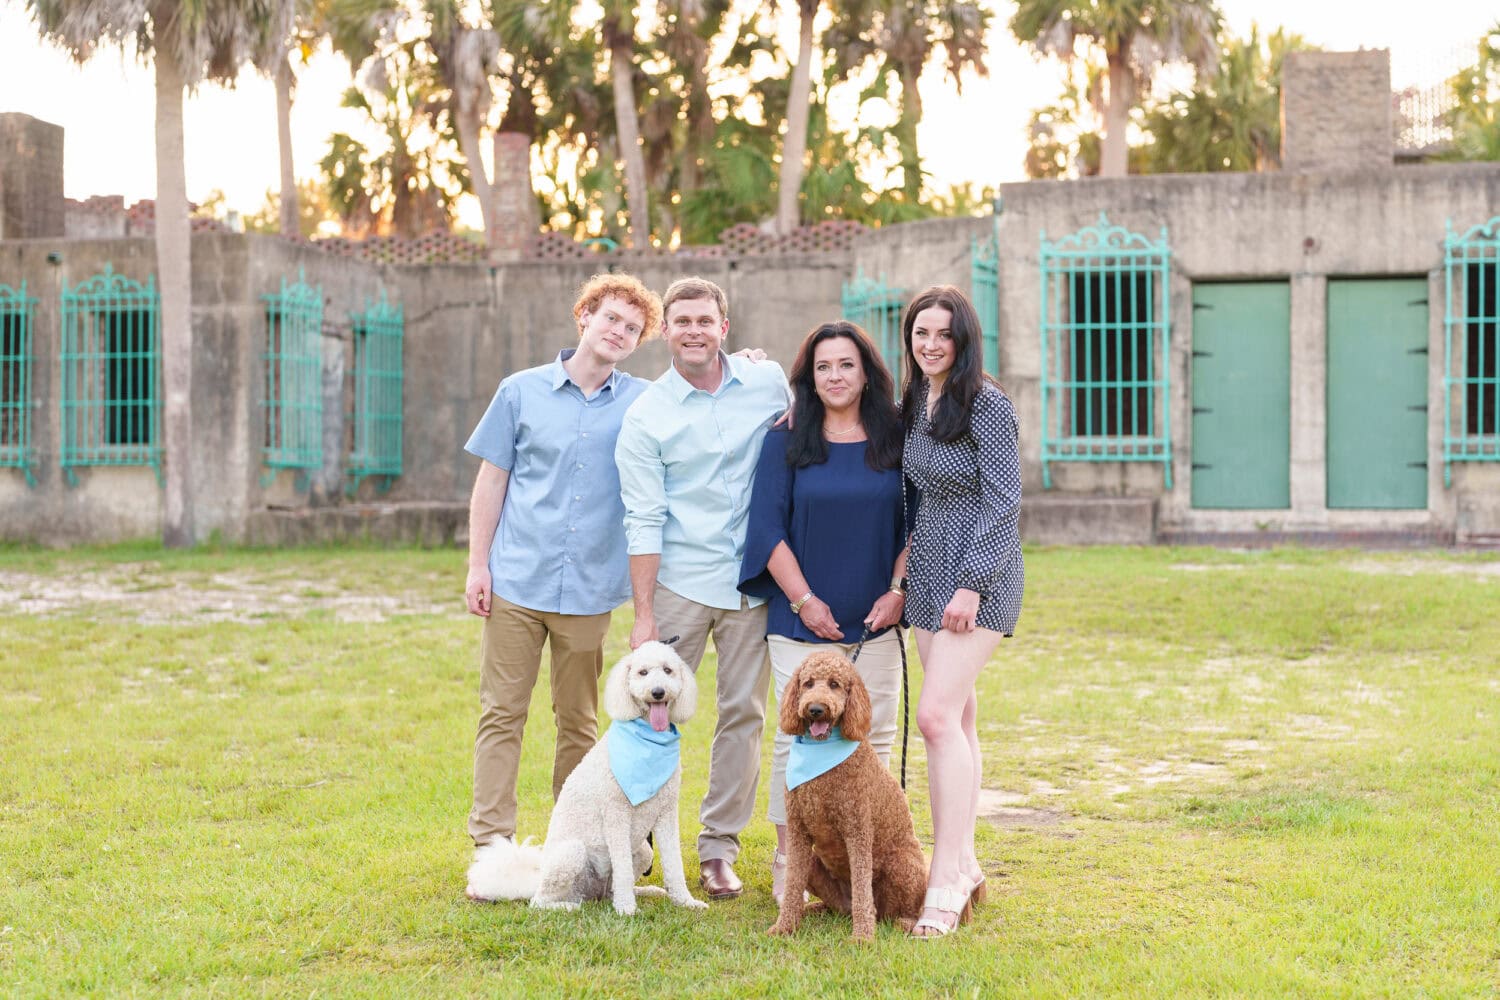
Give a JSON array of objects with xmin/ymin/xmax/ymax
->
[
  {"xmin": 467, "ymin": 595, "xmax": 612, "ymax": 846},
  {"xmin": 651, "ymin": 584, "xmax": 772, "ymax": 864},
  {"xmin": 765, "ymin": 631, "xmax": 904, "ymax": 826}
]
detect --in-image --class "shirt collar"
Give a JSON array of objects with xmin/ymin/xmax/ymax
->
[
  {"xmin": 551, "ymin": 348, "xmax": 622, "ymax": 394},
  {"xmin": 663, "ymin": 350, "xmax": 742, "ymax": 402}
]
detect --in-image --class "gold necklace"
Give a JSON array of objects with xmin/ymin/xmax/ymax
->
[{"xmin": 825, "ymin": 420, "xmax": 862, "ymax": 437}]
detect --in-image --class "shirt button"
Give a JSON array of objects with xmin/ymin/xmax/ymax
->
[
  {"xmin": 575, "ymin": 495, "xmax": 582, "ymax": 501},
  {"xmin": 581, "ymin": 431, "xmax": 589, "ymax": 438},
  {"xmin": 569, "ymin": 527, "xmax": 576, "ymax": 533},
  {"xmin": 577, "ymin": 463, "xmax": 585, "ymax": 469}
]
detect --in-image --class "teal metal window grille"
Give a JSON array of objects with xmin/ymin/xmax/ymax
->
[
  {"xmin": 262, "ymin": 270, "xmax": 324, "ymax": 477},
  {"xmin": 1442, "ymin": 215, "xmax": 1500, "ymax": 485},
  {"xmin": 971, "ymin": 230, "xmax": 1000, "ymax": 375},
  {"xmin": 1039, "ymin": 213, "xmax": 1172, "ymax": 489},
  {"xmin": 841, "ymin": 269, "xmax": 907, "ymax": 382},
  {"xmin": 347, "ymin": 292, "xmax": 404, "ymax": 493},
  {"xmin": 60, "ymin": 265, "xmax": 161, "ymax": 485},
  {"xmin": 0, "ymin": 281, "xmax": 36, "ymax": 485}
]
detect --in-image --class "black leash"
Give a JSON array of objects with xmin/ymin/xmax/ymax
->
[{"xmin": 850, "ymin": 625, "xmax": 910, "ymax": 791}]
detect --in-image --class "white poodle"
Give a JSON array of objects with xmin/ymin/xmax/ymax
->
[{"xmin": 465, "ymin": 641, "xmax": 707, "ymax": 915}]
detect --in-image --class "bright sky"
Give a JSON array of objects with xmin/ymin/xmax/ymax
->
[{"xmin": 0, "ymin": 0, "xmax": 1493, "ymax": 228}]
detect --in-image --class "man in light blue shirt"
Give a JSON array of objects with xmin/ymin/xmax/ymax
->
[
  {"xmin": 616, "ymin": 276, "xmax": 791, "ymax": 900},
  {"xmin": 461, "ymin": 273, "xmax": 662, "ymax": 899}
]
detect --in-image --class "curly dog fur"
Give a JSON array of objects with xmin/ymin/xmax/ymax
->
[
  {"xmin": 465, "ymin": 641, "xmax": 706, "ymax": 915},
  {"xmin": 766, "ymin": 649, "xmax": 967, "ymax": 941}
]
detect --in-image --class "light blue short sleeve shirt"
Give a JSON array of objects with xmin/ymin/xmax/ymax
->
[
  {"xmin": 465, "ymin": 349, "xmax": 647, "ymax": 616},
  {"xmin": 615, "ymin": 352, "xmax": 791, "ymax": 610}
]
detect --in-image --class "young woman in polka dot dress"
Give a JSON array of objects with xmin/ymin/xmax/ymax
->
[{"xmin": 900, "ymin": 285, "xmax": 1024, "ymax": 937}]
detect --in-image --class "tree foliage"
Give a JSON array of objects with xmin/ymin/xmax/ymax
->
[
  {"xmin": 1023, "ymin": 21, "xmax": 1307, "ymax": 179},
  {"xmin": 1138, "ymin": 24, "xmax": 1311, "ymax": 173},
  {"xmin": 1442, "ymin": 22, "xmax": 1500, "ymax": 162},
  {"xmin": 1011, "ymin": 0, "xmax": 1222, "ymax": 176}
]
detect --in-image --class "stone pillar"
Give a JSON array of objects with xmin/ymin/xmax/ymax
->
[
  {"xmin": 0, "ymin": 113, "xmax": 65, "ymax": 239},
  {"xmin": 490, "ymin": 131, "xmax": 538, "ymax": 263},
  {"xmin": 1281, "ymin": 51, "xmax": 1393, "ymax": 172}
]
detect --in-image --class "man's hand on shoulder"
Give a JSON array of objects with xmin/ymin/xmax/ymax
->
[{"xmin": 731, "ymin": 347, "xmax": 768, "ymax": 363}]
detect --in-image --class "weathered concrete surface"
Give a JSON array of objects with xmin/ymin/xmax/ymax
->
[
  {"xmin": 1020, "ymin": 496, "xmax": 1156, "ymax": 545},
  {"xmin": 0, "ymin": 114, "xmax": 64, "ymax": 240},
  {"xmin": 245, "ymin": 501, "xmax": 466, "ymax": 548},
  {"xmin": 394, "ymin": 253, "xmax": 847, "ymax": 507},
  {"xmin": 1282, "ymin": 51, "xmax": 1392, "ymax": 173},
  {"xmin": 4, "ymin": 149, "xmax": 1500, "ymax": 546},
  {"xmin": 992, "ymin": 161, "xmax": 1500, "ymax": 539}
]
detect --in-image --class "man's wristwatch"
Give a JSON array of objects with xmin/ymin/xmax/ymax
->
[{"xmin": 790, "ymin": 591, "xmax": 814, "ymax": 614}]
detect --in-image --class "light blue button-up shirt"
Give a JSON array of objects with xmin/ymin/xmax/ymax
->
[
  {"xmin": 616, "ymin": 352, "xmax": 791, "ymax": 610},
  {"xmin": 465, "ymin": 349, "xmax": 648, "ymax": 615}
]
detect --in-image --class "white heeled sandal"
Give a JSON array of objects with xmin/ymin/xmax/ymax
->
[{"xmin": 910, "ymin": 885, "xmax": 968, "ymax": 938}]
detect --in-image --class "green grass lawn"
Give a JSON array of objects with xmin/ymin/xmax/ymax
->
[{"xmin": 2, "ymin": 543, "xmax": 1498, "ymax": 998}]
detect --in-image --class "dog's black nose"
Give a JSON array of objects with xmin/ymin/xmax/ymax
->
[
  {"xmin": 651, "ymin": 687, "xmax": 666, "ymax": 701},
  {"xmin": 808, "ymin": 704, "xmax": 825, "ymax": 718}
]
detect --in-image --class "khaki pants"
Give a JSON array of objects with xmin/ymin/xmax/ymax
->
[
  {"xmin": 651, "ymin": 585, "xmax": 771, "ymax": 865},
  {"xmin": 765, "ymin": 631, "xmax": 903, "ymax": 826},
  {"xmin": 467, "ymin": 595, "xmax": 612, "ymax": 846}
]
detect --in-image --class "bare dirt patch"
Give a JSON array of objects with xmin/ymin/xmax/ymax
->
[
  {"xmin": 0, "ymin": 565, "xmax": 457, "ymax": 624},
  {"xmin": 976, "ymin": 788, "xmax": 1069, "ymax": 829}
]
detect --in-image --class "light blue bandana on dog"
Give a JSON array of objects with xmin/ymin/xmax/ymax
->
[
  {"xmin": 608, "ymin": 718, "xmax": 681, "ymax": 805},
  {"xmin": 785, "ymin": 726, "xmax": 858, "ymax": 790}
]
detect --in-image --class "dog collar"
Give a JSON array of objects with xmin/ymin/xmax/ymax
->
[
  {"xmin": 608, "ymin": 718, "xmax": 681, "ymax": 805},
  {"xmin": 785, "ymin": 726, "xmax": 858, "ymax": 791}
]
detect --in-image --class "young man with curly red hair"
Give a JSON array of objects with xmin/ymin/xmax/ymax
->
[{"xmin": 461, "ymin": 272, "xmax": 662, "ymax": 897}]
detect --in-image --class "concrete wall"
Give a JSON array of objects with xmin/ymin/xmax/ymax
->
[
  {"xmin": 0, "ymin": 235, "xmax": 391, "ymax": 543},
  {"xmin": 0, "ymin": 114, "xmax": 64, "ymax": 240},
  {"xmin": 382, "ymin": 252, "xmax": 848, "ymax": 505},
  {"xmin": 1282, "ymin": 51, "xmax": 1393, "ymax": 173},
  {"xmin": 990, "ymin": 163, "xmax": 1500, "ymax": 540},
  {"xmin": 6, "ymin": 158, "xmax": 1500, "ymax": 546}
]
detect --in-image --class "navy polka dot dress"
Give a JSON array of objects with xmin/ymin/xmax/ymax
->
[{"xmin": 903, "ymin": 379, "xmax": 1024, "ymax": 635}]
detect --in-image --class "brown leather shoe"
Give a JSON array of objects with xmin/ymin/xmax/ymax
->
[{"xmin": 698, "ymin": 859, "xmax": 743, "ymax": 900}]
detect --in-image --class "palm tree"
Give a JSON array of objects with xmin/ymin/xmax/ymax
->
[
  {"xmin": 28, "ymin": 0, "xmax": 288, "ymax": 547},
  {"xmin": 320, "ymin": 42, "xmax": 463, "ymax": 238},
  {"xmin": 778, "ymin": 0, "xmax": 821, "ymax": 234},
  {"xmin": 1011, "ymin": 0, "xmax": 1222, "ymax": 177},
  {"xmin": 493, "ymin": 0, "xmax": 610, "ymax": 244},
  {"xmin": 825, "ymin": 0, "xmax": 991, "ymax": 202},
  {"xmin": 266, "ymin": 0, "xmax": 392, "ymax": 237},
  {"xmin": 1023, "ymin": 60, "xmax": 1106, "ymax": 178},
  {"xmin": 1140, "ymin": 24, "xmax": 1309, "ymax": 173},
  {"xmin": 597, "ymin": 1, "xmax": 651, "ymax": 247},
  {"xmin": 425, "ymin": 1, "xmax": 502, "ymax": 252}
]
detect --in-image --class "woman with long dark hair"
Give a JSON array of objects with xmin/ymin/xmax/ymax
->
[
  {"xmin": 738, "ymin": 320, "xmax": 908, "ymax": 904},
  {"xmin": 900, "ymin": 285, "xmax": 1023, "ymax": 937}
]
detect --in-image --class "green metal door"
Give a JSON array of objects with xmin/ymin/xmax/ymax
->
[
  {"xmin": 1327, "ymin": 278, "xmax": 1429, "ymax": 509},
  {"xmin": 1190, "ymin": 282, "xmax": 1291, "ymax": 508}
]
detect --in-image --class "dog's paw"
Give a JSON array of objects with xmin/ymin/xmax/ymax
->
[
  {"xmin": 529, "ymin": 898, "xmax": 580, "ymax": 912},
  {"xmin": 766, "ymin": 920, "xmax": 795, "ymax": 937},
  {"xmin": 676, "ymin": 896, "xmax": 708, "ymax": 910},
  {"xmin": 634, "ymin": 885, "xmax": 667, "ymax": 898},
  {"xmin": 612, "ymin": 899, "xmax": 638, "ymax": 916}
]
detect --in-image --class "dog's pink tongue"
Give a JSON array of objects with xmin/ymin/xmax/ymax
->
[
  {"xmin": 648, "ymin": 702, "xmax": 670, "ymax": 732},
  {"xmin": 809, "ymin": 720, "xmax": 832, "ymax": 739}
]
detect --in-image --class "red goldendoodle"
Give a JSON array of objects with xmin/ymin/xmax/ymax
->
[{"xmin": 766, "ymin": 650, "xmax": 970, "ymax": 941}]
